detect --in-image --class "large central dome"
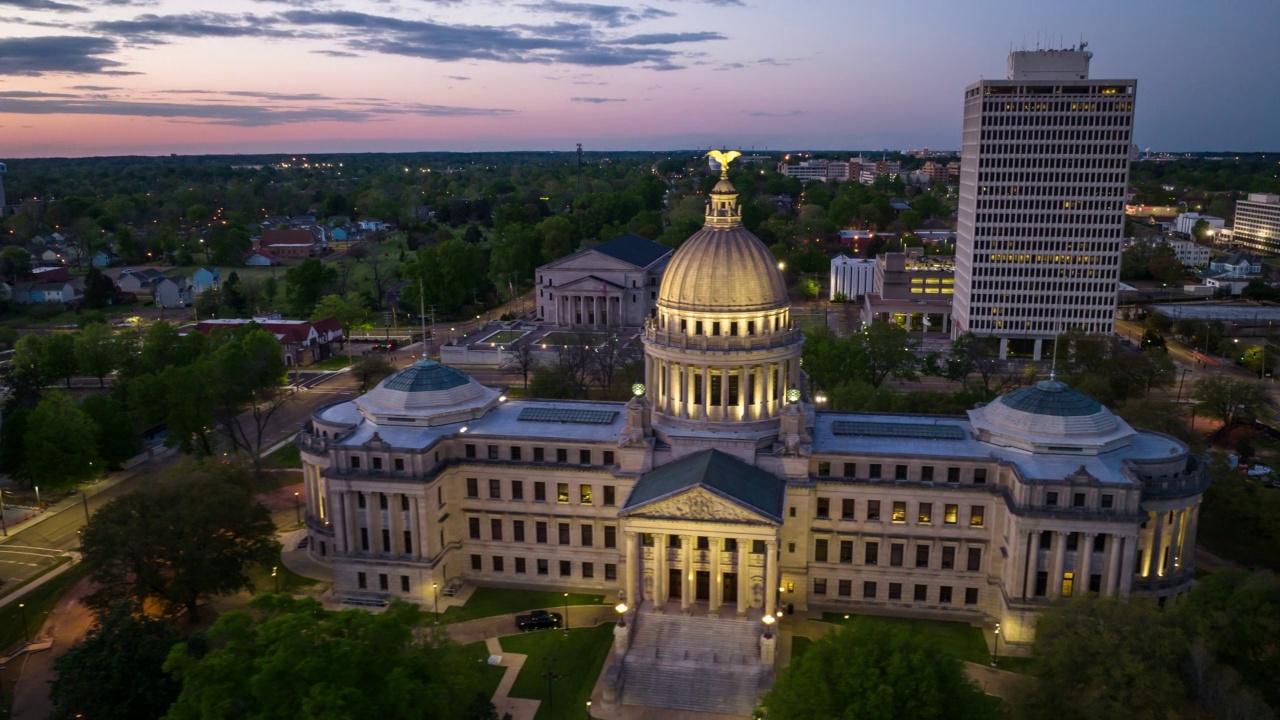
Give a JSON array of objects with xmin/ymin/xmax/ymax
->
[{"xmin": 657, "ymin": 178, "xmax": 789, "ymax": 314}]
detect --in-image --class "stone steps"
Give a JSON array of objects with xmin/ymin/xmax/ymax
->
[
  {"xmin": 629, "ymin": 612, "xmax": 760, "ymax": 665},
  {"xmin": 621, "ymin": 658, "xmax": 763, "ymax": 716}
]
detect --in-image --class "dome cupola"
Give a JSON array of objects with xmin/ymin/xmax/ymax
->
[
  {"xmin": 353, "ymin": 360, "xmax": 499, "ymax": 426},
  {"xmin": 968, "ymin": 380, "xmax": 1134, "ymax": 455}
]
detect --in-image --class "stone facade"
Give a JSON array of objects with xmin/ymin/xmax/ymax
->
[{"xmin": 535, "ymin": 233, "xmax": 671, "ymax": 329}]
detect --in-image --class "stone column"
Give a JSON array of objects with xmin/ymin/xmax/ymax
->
[
  {"xmin": 739, "ymin": 365, "xmax": 749, "ymax": 420},
  {"xmin": 1104, "ymin": 533, "xmax": 1122, "ymax": 596},
  {"xmin": 1022, "ymin": 530, "xmax": 1039, "ymax": 600},
  {"xmin": 332, "ymin": 490, "xmax": 348, "ymax": 554},
  {"xmin": 389, "ymin": 494, "xmax": 404, "ymax": 556},
  {"xmin": 349, "ymin": 491, "xmax": 362, "ymax": 554},
  {"xmin": 1079, "ymin": 532, "xmax": 1095, "ymax": 594},
  {"xmin": 1152, "ymin": 510, "xmax": 1167, "ymax": 577},
  {"xmin": 719, "ymin": 366, "xmax": 729, "ymax": 420},
  {"xmin": 370, "ymin": 493, "xmax": 386, "ymax": 554},
  {"xmin": 1183, "ymin": 505, "xmax": 1201, "ymax": 571},
  {"xmin": 1140, "ymin": 511, "xmax": 1156, "ymax": 577},
  {"xmin": 681, "ymin": 535, "xmax": 693, "ymax": 615},
  {"xmin": 701, "ymin": 366, "xmax": 710, "ymax": 419},
  {"xmin": 1119, "ymin": 535, "xmax": 1138, "ymax": 596},
  {"xmin": 737, "ymin": 538, "xmax": 750, "ymax": 617},
  {"xmin": 1048, "ymin": 531, "xmax": 1066, "ymax": 598},
  {"xmin": 764, "ymin": 363, "xmax": 775, "ymax": 418},
  {"xmin": 410, "ymin": 496, "xmax": 423, "ymax": 560},
  {"xmin": 709, "ymin": 535, "xmax": 722, "ymax": 617},
  {"xmin": 654, "ymin": 533, "xmax": 667, "ymax": 612},
  {"xmin": 625, "ymin": 532, "xmax": 638, "ymax": 606},
  {"xmin": 1173, "ymin": 508, "xmax": 1189, "ymax": 571},
  {"xmin": 765, "ymin": 539, "xmax": 778, "ymax": 617}
]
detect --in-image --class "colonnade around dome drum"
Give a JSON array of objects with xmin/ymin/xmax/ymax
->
[{"xmin": 643, "ymin": 344, "xmax": 802, "ymax": 423}]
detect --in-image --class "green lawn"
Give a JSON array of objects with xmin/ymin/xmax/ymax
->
[
  {"xmin": 307, "ymin": 354, "xmax": 355, "ymax": 370},
  {"xmin": 820, "ymin": 612, "xmax": 991, "ymax": 665},
  {"xmin": 500, "ymin": 624, "xmax": 614, "ymax": 720},
  {"xmin": 458, "ymin": 639, "xmax": 509, "ymax": 701},
  {"xmin": 790, "ymin": 635, "xmax": 812, "ymax": 663},
  {"xmin": 0, "ymin": 563, "xmax": 90, "ymax": 652},
  {"xmin": 247, "ymin": 547, "xmax": 322, "ymax": 596},
  {"xmin": 259, "ymin": 442, "xmax": 301, "ymax": 470},
  {"xmin": 478, "ymin": 329, "xmax": 527, "ymax": 345},
  {"xmin": 433, "ymin": 586, "xmax": 607, "ymax": 624}
]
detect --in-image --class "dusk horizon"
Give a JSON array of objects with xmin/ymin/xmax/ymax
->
[{"xmin": 2, "ymin": 0, "xmax": 1277, "ymax": 158}]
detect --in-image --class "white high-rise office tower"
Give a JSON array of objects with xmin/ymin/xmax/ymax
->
[{"xmin": 952, "ymin": 48, "xmax": 1135, "ymax": 359}]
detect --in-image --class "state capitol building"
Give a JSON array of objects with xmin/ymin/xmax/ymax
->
[{"xmin": 295, "ymin": 164, "xmax": 1207, "ymax": 657}]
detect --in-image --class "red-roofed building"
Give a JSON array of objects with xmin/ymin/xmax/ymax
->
[
  {"xmin": 257, "ymin": 228, "xmax": 320, "ymax": 258},
  {"xmin": 184, "ymin": 316, "xmax": 344, "ymax": 366}
]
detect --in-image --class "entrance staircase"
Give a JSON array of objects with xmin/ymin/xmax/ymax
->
[{"xmin": 619, "ymin": 612, "xmax": 767, "ymax": 716}]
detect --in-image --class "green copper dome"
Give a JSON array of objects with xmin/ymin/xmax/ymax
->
[
  {"xmin": 381, "ymin": 360, "xmax": 471, "ymax": 393},
  {"xmin": 997, "ymin": 380, "xmax": 1102, "ymax": 417}
]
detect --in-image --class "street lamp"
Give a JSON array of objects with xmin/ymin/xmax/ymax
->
[
  {"xmin": 18, "ymin": 602, "xmax": 29, "ymax": 644},
  {"xmin": 762, "ymin": 613, "xmax": 776, "ymax": 639},
  {"xmin": 1176, "ymin": 368, "xmax": 1190, "ymax": 403},
  {"xmin": 541, "ymin": 657, "xmax": 561, "ymax": 719},
  {"xmin": 293, "ymin": 491, "xmax": 301, "ymax": 525},
  {"xmin": 992, "ymin": 622, "xmax": 1001, "ymax": 667},
  {"xmin": 563, "ymin": 592, "xmax": 570, "ymax": 634},
  {"xmin": 272, "ymin": 566, "xmax": 279, "ymax": 594},
  {"xmin": 586, "ymin": 700, "xmax": 592, "ymax": 718},
  {"xmin": 615, "ymin": 602, "xmax": 628, "ymax": 628},
  {"xmin": 432, "ymin": 582, "xmax": 440, "ymax": 622}
]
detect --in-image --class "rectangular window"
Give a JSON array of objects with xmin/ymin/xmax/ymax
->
[
  {"xmin": 815, "ymin": 539, "xmax": 829, "ymax": 563},
  {"xmin": 604, "ymin": 525, "xmax": 617, "ymax": 549},
  {"xmin": 536, "ymin": 521, "xmax": 547, "ymax": 544},
  {"xmin": 381, "ymin": 529, "xmax": 390, "ymax": 552},
  {"xmin": 967, "ymin": 547, "xmax": 982, "ymax": 572},
  {"xmin": 490, "ymin": 518, "xmax": 503, "ymax": 541},
  {"xmin": 533, "ymin": 447, "xmax": 545, "ymax": 462},
  {"xmin": 947, "ymin": 467, "xmax": 960, "ymax": 483},
  {"xmin": 511, "ymin": 481, "xmax": 524, "ymax": 501},
  {"xmin": 556, "ymin": 448, "xmax": 568, "ymax": 463},
  {"xmin": 918, "ymin": 502, "xmax": 932, "ymax": 524},
  {"xmin": 466, "ymin": 478, "xmax": 478, "ymax": 498},
  {"xmin": 895, "ymin": 465, "xmax": 908, "ymax": 480},
  {"xmin": 890, "ymin": 543, "xmax": 904, "ymax": 567},
  {"xmin": 487, "ymin": 445, "xmax": 499, "ymax": 460},
  {"xmin": 944, "ymin": 504, "xmax": 958, "ymax": 524},
  {"xmin": 816, "ymin": 498, "xmax": 830, "ymax": 519},
  {"xmin": 513, "ymin": 520, "xmax": 525, "ymax": 543},
  {"xmin": 603, "ymin": 451, "xmax": 615, "ymax": 466},
  {"xmin": 511, "ymin": 446, "xmax": 521, "ymax": 461},
  {"xmin": 537, "ymin": 559, "xmax": 548, "ymax": 575},
  {"xmin": 839, "ymin": 498, "xmax": 855, "ymax": 519},
  {"xmin": 921, "ymin": 466, "xmax": 934, "ymax": 482},
  {"xmin": 394, "ymin": 458, "xmax": 405, "ymax": 472},
  {"xmin": 970, "ymin": 506, "xmax": 986, "ymax": 527},
  {"xmin": 603, "ymin": 485, "xmax": 616, "ymax": 506},
  {"xmin": 493, "ymin": 556, "xmax": 504, "ymax": 573},
  {"xmin": 863, "ymin": 581, "xmax": 877, "ymax": 599},
  {"xmin": 372, "ymin": 457, "xmax": 383, "ymax": 471},
  {"xmin": 753, "ymin": 539, "xmax": 766, "ymax": 554},
  {"xmin": 401, "ymin": 575, "xmax": 410, "ymax": 592},
  {"xmin": 865, "ymin": 541, "xmax": 879, "ymax": 565},
  {"xmin": 401, "ymin": 495, "xmax": 410, "ymax": 511},
  {"xmin": 964, "ymin": 587, "xmax": 979, "ymax": 605},
  {"xmin": 942, "ymin": 546, "xmax": 956, "ymax": 569},
  {"xmin": 1101, "ymin": 494, "xmax": 1114, "ymax": 509},
  {"xmin": 870, "ymin": 463, "xmax": 882, "ymax": 479},
  {"xmin": 579, "ymin": 449, "xmax": 591, "ymax": 465},
  {"xmin": 892, "ymin": 501, "xmax": 907, "ymax": 524},
  {"xmin": 465, "ymin": 444, "xmax": 476, "ymax": 459},
  {"xmin": 605, "ymin": 563, "xmax": 617, "ymax": 581},
  {"xmin": 839, "ymin": 579, "xmax": 852, "ymax": 597},
  {"xmin": 813, "ymin": 578, "xmax": 827, "ymax": 595},
  {"xmin": 973, "ymin": 468, "xmax": 987, "ymax": 484},
  {"xmin": 580, "ymin": 485, "xmax": 593, "ymax": 505},
  {"xmin": 357, "ymin": 572, "xmax": 367, "ymax": 589},
  {"xmin": 470, "ymin": 554, "xmax": 481, "ymax": 571},
  {"xmin": 1073, "ymin": 492, "xmax": 1086, "ymax": 508},
  {"xmin": 489, "ymin": 479, "xmax": 501, "ymax": 500},
  {"xmin": 817, "ymin": 461, "xmax": 831, "ymax": 477},
  {"xmin": 839, "ymin": 540, "xmax": 853, "ymax": 564},
  {"xmin": 1046, "ymin": 491, "xmax": 1059, "ymax": 507},
  {"xmin": 515, "ymin": 557, "xmax": 526, "ymax": 574},
  {"xmin": 939, "ymin": 586, "xmax": 953, "ymax": 604},
  {"xmin": 843, "ymin": 462, "xmax": 856, "ymax": 478},
  {"xmin": 350, "ymin": 456, "xmax": 361, "ymax": 469},
  {"xmin": 581, "ymin": 524, "xmax": 594, "ymax": 547},
  {"xmin": 557, "ymin": 483, "xmax": 570, "ymax": 504},
  {"xmin": 468, "ymin": 517, "xmax": 480, "ymax": 539},
  {"xmin": 669, "ymin": 535, "xmax": 682, "ymax": 549},
  {"xmin": 358, "ymin": 494, "xmax": 367, "ymax": 509},
  {"xmin": 916, "ymin": 544, "xmax": 930, "ymax": 568},
  {"xmin": 534, "ymin": 482, "xmax": 546, "ymax": 502},
  {"xmin": 889, "ymin": 582, "xmax": 902, "ymax": 600},
  {"xmin": 558, "ymin": 523, "xmax": 570, "ymax": 545},
  {"xmin": 360, "ymin": 528, "xmax": 368, "ymax": 551},
  {"xmin": 403, "ymin": 530, "xmax": 412, "ymax": 554},
  {"xmin": 914, "ymin": 584, "xmax": 927, "ymax": 602},
  {"xmin": 559, "ymin": 560, "xmax": 571, "ymax": 577},
  {"xmin": 867, "ymin": 500, "xmax": 881, "ymax": 521}
]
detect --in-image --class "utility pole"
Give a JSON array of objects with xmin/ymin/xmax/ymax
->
[
  {"xmin": 418, "ymin": 277, "xmax": 428, "ymax": 361},
  {"xmin": 576, "ymin": 143, "xmax": 583, "ymax": 199}
]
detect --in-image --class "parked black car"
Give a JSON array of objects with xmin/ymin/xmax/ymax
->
[{"xmin": 515, "ymin": 610, "xmax": 563, "ymax": 631}]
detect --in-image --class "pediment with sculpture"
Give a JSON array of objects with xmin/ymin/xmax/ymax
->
[{"xmin": 625, "ymin": 487, "xmax": 774, "ymax": 525}]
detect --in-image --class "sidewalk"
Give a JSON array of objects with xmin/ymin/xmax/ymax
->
[{"xmin": 9, "ymin": 574, "xmax": 97, "ymax": 720}]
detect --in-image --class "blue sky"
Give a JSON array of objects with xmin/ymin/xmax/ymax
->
[{"xmin": 0, "ymin": 0, "xmax": 1275, "ymax": 156}]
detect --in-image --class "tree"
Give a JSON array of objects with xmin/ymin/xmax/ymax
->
[
  {"xmin": 760, "ymin": 624, "xmax": 993, "ymax": 720},
  {"xmin": 351, "ymin": 353, "xmax": 395, "ymax": 392},
  {"xmin": 0, "ymin": 244, "xmax": 32, "ymax": 283},
  {"xmin": 81, "ymin": 465, "xmax": 277, "ymax": 621},
  {"xmin": 42, "ymin": 332, "xmax": 78, "ymax": 388},
  {"xmin": 164, "ymin": 596, "xmax": 498, "ymax": 720},
  {"xmin": 1174, "ymin": 570, "xmax": 1280, "ymax": 709},
  {"xmin": 860, "ymin": 322, "xmax": 918, "ymax": 388},
  {"xmin": 49, "ymin": 602, "xmax": 188, "ymax": 720},
  {"xmin": 75, "ymin": 322, "xmax": 120, "ymax": 387},
  {"xmin": 285, "ymin": 258, "xmax": 337, "ymax": 317},
  {"xmin": 312, "ymin": 292, "xmax": 370, "ymax": 362},
  {"xmin": 500, "ymin": 342, "xmax": 538, "ymax": 388},
  {"xmin": 83, "ymin": 268, "xmax": 117, "ymax": 309},
  {"xmin": 209, "ymin": 327, "xmax": 289, "ymax": 475},
  {"xmin": 1017, "ymin": 596, "xmax": 1187, "ymax": 720},
  {"xmin": 944, "ymin": 332, "xmax": 1005, "ymax": 393},
  {"xmin": 24, "ymin": 391, "xmax": 99, "ymax": 492},
  {"xmin": 82, "ymin": 394, "xmax": 141, "ymax": 469},
  {"xmin": 1193, "ymin": 376, "xmax": 1271, "ymax": 427}
]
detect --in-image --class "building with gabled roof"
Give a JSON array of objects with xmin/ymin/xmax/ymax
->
[
  {"xmin": 535, "ymin": 233, "xmax": 673, "ymax": 328},
  {"xmin": 185, "ymin": 316, "xmax": 344, "ymax": 366}
]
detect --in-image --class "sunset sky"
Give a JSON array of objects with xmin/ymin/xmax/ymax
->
[{"xmin": 1, "ymin": 0, "xmax": 1276, "ymax": 157}]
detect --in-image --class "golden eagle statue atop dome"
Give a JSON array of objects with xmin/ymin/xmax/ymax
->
[{"xmin": 707, "ymin": 149, "xmax": 741, "ymax": 178}]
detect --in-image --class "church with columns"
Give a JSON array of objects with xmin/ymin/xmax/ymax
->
[{"xmin": 296, "ymin": 161, "xmax": 1207, "ymax": 656}]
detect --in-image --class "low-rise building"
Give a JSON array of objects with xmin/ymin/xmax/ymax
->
[
  {"xmin": 185, "ymin": 315, "xmax": 344, "ymax": 366},
  {"xmin": 829, "ymin": 254, "xmax": 875, "ymax": 301},
  {"xmin": 258, "ymin": 228, "xmax": 321, "ymax": 258},
  {"xmin": 777, "ymin": 159, "xmax": 849, "ymax": 182},
  {"xmin": 1164, "ymin": 239, "xmax": 1211, "ymax": 267},
  {"xmin": 535, "ymin": 234, "xmax": 672, "ymax": 329},
  {"xmin": 863, "ymin": 252, "xmax": 954, "ymax": 334},
  {"xmin": 154, "ymin": 275, "xmax": 193, "ymax": 308},
  {"xmin": 1174, "ymin": 212, "xmax": 1226, "ymax": 238}
]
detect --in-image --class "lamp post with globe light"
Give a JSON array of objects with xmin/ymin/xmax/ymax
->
[
  {"xmin": 762, "ymin": 613, "xmax": 775, "ymax": 639},
  {"xmin": 992, "ymin": 622, "xmax": 1001, "ymax": 667}
]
